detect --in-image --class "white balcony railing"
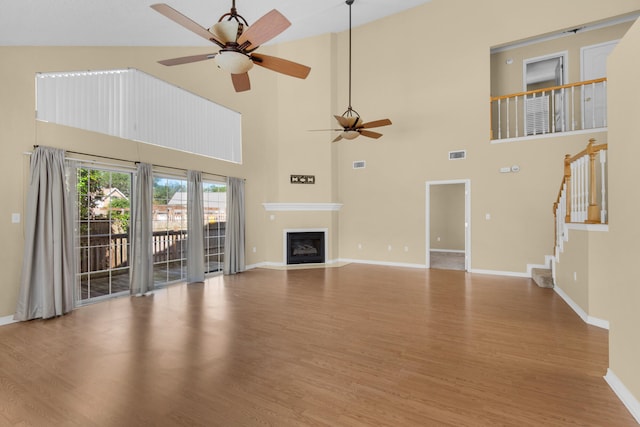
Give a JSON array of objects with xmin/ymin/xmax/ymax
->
[{"xmin": 490, "ymin": 78, "xmax": 607, "ymax": 141}]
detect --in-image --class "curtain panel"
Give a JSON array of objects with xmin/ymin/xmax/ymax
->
[
  {"xmin": 15, "ymin": 146, "xmax": 75, "ymax": 321},
  {"xmin": 187, "ymin": 170, "xmax": 205, "ymax": 282},
  {"xmin": 129, "ymin": 163, "xmax": 154, "ymax": 295},
  {"xmin": 224, "ymin": 177, "xmax": 245, "ymax": 275}
]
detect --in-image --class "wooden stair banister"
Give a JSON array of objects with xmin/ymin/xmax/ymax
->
[{"xmin": 553, "ymin": 138, "xmax": 608, "ymax": 255}]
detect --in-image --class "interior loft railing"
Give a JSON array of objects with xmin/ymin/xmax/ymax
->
[
  {"xmin": 490, "ymin": 78, "xmax": 607, "ymax": 141},
  {"xmin": 553, "ymin": 139, "xmax": 608, "ymax": 255}
]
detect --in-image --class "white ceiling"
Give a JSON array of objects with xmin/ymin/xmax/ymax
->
[{"xmin": 0, "ymin": 0, "xmax": 433, "ymax": 46}]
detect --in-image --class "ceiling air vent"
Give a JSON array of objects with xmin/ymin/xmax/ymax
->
[
  {"xmin": 353, "ymin": 160, "xmax": 366, "ymax": 169},
  {"xmin": 449, "ymin": 150, "xmax": 466, "ymax": 160}
]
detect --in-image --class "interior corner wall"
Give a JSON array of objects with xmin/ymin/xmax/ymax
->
[
  {"xmin": 602, "ymin": 16, "xmax": 640, "ymax": 408},
  {"xmin": 333, "ymin": 0, "xmax": 637, "ymax": 271},
  {"xmin": 0, "ymin": 45, "xmax": 280, "ymax": 317}
]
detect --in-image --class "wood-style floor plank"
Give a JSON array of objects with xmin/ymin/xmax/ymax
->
[{"xmin": 0, "ymin": 265, "xmax": 635, "ymax": 426}]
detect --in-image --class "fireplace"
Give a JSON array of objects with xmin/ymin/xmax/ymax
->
[{"xmin": 286, "ymin": 230, "xmax": 326, "ymax": 265}]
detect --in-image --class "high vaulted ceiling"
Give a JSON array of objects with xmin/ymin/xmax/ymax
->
[{"xmin": 0, "ymin": 0, "xmax": 433, "ymax": 46}]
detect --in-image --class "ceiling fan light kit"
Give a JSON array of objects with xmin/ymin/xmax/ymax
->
[
  {"xmin": 215, "ymin": 50, "xmax": 254, "ymax": 74},
  {"xmin": 151, "ymin": 1, "xmax": 311, "ymax": 92}
]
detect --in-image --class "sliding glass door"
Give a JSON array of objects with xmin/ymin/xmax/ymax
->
[
  {"xmin": 76, "ymin": 167, "xmax": 132, "ymax": 302},
  {"xmin": 152, "ymin": 176, "xmax": 188, "ymax": 286},
  {"xmin": 75, "ymin": 167, "xmax": 225, "ymax": 303},
  {"xmin": 203, "ymin": 181, "xmax": 226, "ymax": 274}
]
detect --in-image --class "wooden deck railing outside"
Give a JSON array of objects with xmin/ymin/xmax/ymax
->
[{"xmin": 79, "ymin": 224, "xmax": 226, "ymax": 273}]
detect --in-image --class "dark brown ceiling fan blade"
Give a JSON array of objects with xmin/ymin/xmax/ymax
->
[
  {"xmin": 150, "ymin": 3, "xmax": 224, "ymax": 47},
  {"xmin": 251, "ymin": 53, "xmax": 311, "ymax": 79},
  {"xmin": 231, "ymin": 73, "xmax": 251, "ymax": 92},
  {"xmin": 360, "ymin": 118, "xmax": 392, "ymax": 129},
  {"xmin": 360, "ymin": 130, "xmax": 383, "ymax": 139},
  {"xmin": 158, "ymin": 53, "xmax": 217, "ymax": 66},
  {"xmin": 237, "ymin": 9, "xmax": 290, "ymax": 48},
  {"xmin": 332, "ymin": 135, "xmax": 344, "ymax": 143}
]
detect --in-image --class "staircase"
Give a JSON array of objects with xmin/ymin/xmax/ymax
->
[{"xmin": 532, "ymin": 268, "xmax": 554, "ymax": 288}]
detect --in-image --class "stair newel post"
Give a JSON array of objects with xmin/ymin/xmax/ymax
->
[
  {"xmin": 586, "ymin": 138, "xmax": 601, "ymax": 223},
  {"xmin": 564, "ymin": 154, "xmax": 572, "ymax": 223}
]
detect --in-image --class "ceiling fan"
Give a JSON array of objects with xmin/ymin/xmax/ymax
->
[
  {"xmin": 151, "ymin": 1, "xmax": 311, "ymax": 92},
  {"xmin": 314, "ymin": 0, "xmax": 391, "ymax": 142}
]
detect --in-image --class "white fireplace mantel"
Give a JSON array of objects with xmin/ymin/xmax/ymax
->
[{"xmin": 262, "ymin": 203, "xmax": 343, "ymax": 212}]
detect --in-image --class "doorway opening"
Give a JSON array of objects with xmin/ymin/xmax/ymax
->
[
  {"xmin": 581, "ymin": 40, "xmax": 617, "ymax": 129},
  {"xmin": 523, "ymin": 52, "xmax": 568, "ymax": 134},
  {"xmin": 426, "ymin": 180, "xmax": 470, "ymax": 271}
]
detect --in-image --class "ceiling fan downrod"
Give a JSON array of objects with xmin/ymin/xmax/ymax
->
[
  {"xmin": 218, "ymin": 0, "xmax": 248, "ymax": 26},
  {"xmin": 346, "ymin": 0, "xmax": 354, "ymax": 113}
]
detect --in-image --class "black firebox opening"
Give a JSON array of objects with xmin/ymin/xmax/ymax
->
[{"xmin": 287, "ymin": 232, "xmax": 325, "ymax": 265}]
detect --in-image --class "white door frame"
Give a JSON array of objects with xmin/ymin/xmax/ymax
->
[{"xmin": 425, "ymin": 179, "xmax": 471, "ymax": 271}]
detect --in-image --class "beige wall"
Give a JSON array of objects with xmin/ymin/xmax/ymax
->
[
  {"xmin": 604, "ymin": 16, "xmax": 640, "ymax": 406},
  {"xmin": 555, "ymin": 228, "xmax": 589, "ymax": 310},
  {"xmin": 555, "ymin": 227, "xmax": 612, "ymax": 322},
  {"xmin": 430, "ymin": 183, "xmax": 465, "ymax": 251},
  {"xmin": 1, "ymin": 2, "xmax": 640, "ymax": 409},
  {"xmin": 0, "ymin": 36, "xmax": 336, "ymax": 316}
]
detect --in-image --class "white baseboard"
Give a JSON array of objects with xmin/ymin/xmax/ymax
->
[
  {"xmin": 587, "ymin": 315, "xmax": 610, "ymax": 330},
  {"xmin": 245, "ymin": 258, "xmax": 345, "ymax": 271},
  {"xmin": 338, "ymin": 258, "xmax": 427, "ymax": 269},
  {"xmin": 0, "ymin": 315, "xmax": 17, "ymax": 327},
  {"xmin": 553, "ymin": 285, "xmax": 589, "ymax": 323},
  {"xmin": 469, "ymin": 268, "xmax": 529, "ymax": 278},
  {"xmin": 604, "ymin": 369, "xmax": 640, "ymax": 424},
  {"xmin": 553, "ymin": 285, "xmax": 610, "ymax": 329}
]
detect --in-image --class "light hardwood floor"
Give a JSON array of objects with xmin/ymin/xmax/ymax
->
[{"xmin": 0, "ymin": 265, "xmax": 635, "ymax": 426}]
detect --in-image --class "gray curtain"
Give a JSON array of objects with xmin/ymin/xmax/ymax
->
[
  {"xmin": 129, "ymin": 163, "xmax": 154, "ymax": 296},
  {"xmin": 187, "ymin": 170, "xmax": 205, "ymax": 283},
  {"xmin": 15, "ymin": 146, "xmax": 75, "ymax": 321},
  {"xmin": 224, "ymin": 177, "xmax": 245, "ymax": 275}
]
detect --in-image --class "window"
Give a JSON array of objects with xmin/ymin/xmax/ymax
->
[{"xmin": 76, "ymin": 167, "xmax": 132, "ymax": 302}]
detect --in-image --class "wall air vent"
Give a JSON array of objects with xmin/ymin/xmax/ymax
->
[
  {"xmin": 448, "ymin": 150, "xmax": 466, "ymax": 160},
  {"xmin": 353, "ymin": 160, "xmax": 366, "ymax": 169}
]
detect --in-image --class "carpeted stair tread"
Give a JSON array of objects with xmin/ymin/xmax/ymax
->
[{"xmin": 532, "ymin": 268, "xmax": 554, "ymax": 288}]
